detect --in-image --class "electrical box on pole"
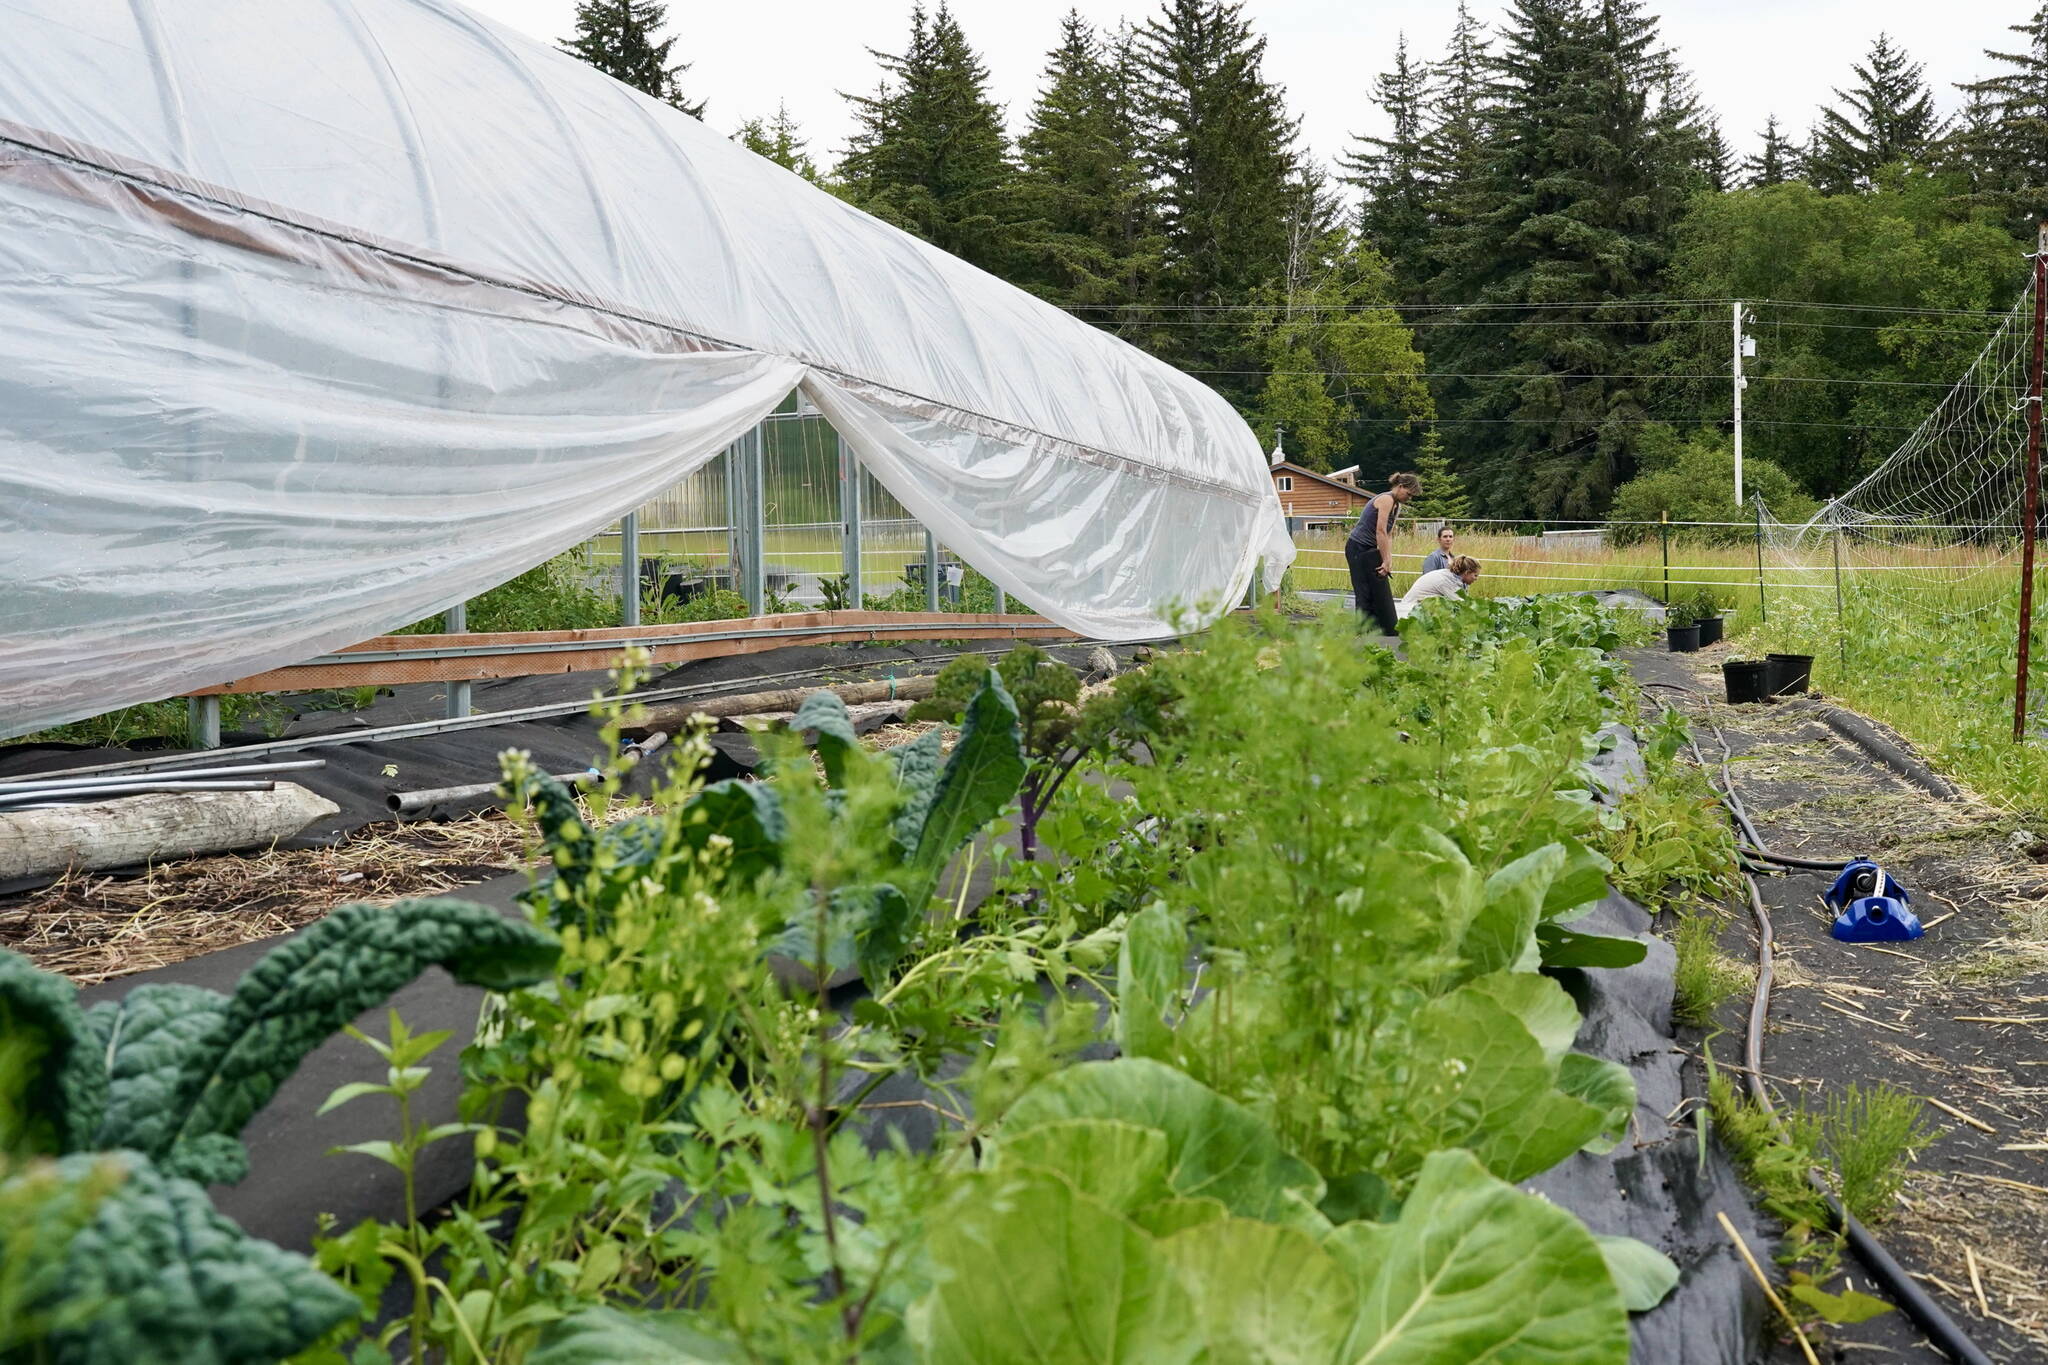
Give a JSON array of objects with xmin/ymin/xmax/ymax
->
[{"xmin": 1733, "ymin": 301, "xmax": 1749, "ymax": 506}]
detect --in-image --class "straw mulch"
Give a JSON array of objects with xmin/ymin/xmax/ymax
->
[{"xmin": 0, "ymin": 815, "xmax": 538, "ymax": 985}]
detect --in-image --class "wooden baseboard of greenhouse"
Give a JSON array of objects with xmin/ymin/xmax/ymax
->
[{"xmin": 183, "ymin": 611, "xmax": 1080, "ymax": 695}]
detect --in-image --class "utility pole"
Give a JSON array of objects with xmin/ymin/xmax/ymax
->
[
  {"xmin": 2016, "ymin": 223, "xmax": 2046, "ymax": 741},
  {"xmin": 1733, "ymin": 300, "xmax": 1747, "ymax": 506}
]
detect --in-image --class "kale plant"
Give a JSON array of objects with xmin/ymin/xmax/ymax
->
[
  {"xmin": 908, "ymin": 644, "xmax": 1170, "ymax": 863},
  {"xmin": 0, "ymin": 901, "xmax": 559, "ymax": 1365}
]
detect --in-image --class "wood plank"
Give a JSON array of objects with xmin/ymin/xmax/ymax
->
[{"xmin": 186, "ymin": 613, "xmax": 1078, "ymax": 694}]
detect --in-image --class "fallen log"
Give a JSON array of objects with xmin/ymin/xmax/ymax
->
[
  {"xmin": 627, "ymin": 673, "xmax": 940, "ymax": 736},
  {"xmin": 723, "ymin": 701, "xmax": 914, "ymax": 735},
  {"xmin": 0, "ymin": 784, "xmax": 341, "ymax": 881}
]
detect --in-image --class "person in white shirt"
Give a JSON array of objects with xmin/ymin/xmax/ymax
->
[
  {"xmin": 1398, "ymin": 555, "xmax": 1480, "ymax": 616},
  {"xmin": 1420, "ymin": 525, "xmax": 1456, "ymax": 575}
]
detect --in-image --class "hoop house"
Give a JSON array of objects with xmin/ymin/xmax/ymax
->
[{"xmin": 0, "ymin": 0, "xmax": 1292, "ymax": 739}]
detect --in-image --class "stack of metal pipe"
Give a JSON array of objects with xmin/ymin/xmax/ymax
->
[{"xmin": 0, "ymin": 759, "xmax": 326, "ymax": 810}]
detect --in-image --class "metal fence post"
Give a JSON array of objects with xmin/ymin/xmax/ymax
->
[
  {"xmin": 1753, "ymin": 497, "xmax": 1767, "ymax": 624},
  {"xmin": 1833, "ymin": 529, "xmax": 1846, "ymax": 677},
  {"xmin": 186, "ymin": 696, "xmax": 221, "ymax": 750},
  {"xmin": 924, "ymin": 531, "xmax": 940, "ymax": 613},
  {"xmin": 840, "ymin": 433, "xmax": 862, "ymax": 607},
  {"xmin": 993, "ymin": 584, "xmax": 1007, "ymax": 616},
  {"xmin": 444, "ymin": 600, "xmax": 470, "ymax": 719},
  {"xmin": 620, "ymin": 512, "xmax": 640, "ymax": 627}
]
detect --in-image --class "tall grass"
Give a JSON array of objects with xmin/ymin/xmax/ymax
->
[{"xmin": 1289, "ymin": 528, "xmax": 1775, "ymax": 610}]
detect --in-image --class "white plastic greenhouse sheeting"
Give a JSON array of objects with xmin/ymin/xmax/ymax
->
[{"xmin": 0, "ymin": 0, "xmax": 1294, "ymax": 740}]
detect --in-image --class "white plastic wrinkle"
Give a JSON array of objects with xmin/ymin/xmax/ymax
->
[{"xmin": 0, "ymin": 0, "xmax": 1292, "ymax": 739}]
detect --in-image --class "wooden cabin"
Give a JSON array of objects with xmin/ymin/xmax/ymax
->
[{"xmin": 1270, "ymin": 460, "xmax": 1373, "ymax": 533}]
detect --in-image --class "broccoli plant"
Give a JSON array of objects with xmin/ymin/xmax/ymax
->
[
  {"xmin": 908, "ymin": 644, "xmax": 1171, "ymax": 863},
  {"xmin": 0, "ymin": 900, "xmax": 559, "ymax": 1365}
]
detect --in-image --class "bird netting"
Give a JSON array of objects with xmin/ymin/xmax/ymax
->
[{"xmin": 1761, "ymin": 275, "xmax": 2042, "ymax": 736}]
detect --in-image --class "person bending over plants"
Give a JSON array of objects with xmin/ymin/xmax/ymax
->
[{"xmin": 1399, "ymin": 554, "xmax": 1480, "ymax": 616}]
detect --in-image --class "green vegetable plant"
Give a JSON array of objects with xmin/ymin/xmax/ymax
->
[
  {"xmin": 1065, "ymin": 605, "xmax": 1650, "ymax": 1196},
  {"xmin": 139, "ymin": 593, "xmax": 1695, "ymax": 1365},
  {"xmin": 908, "ymin": 643, "xmax": 1172, "ymax": 863},
  {"xmin": 0, "ymin": 901, "xmax": 559, "ymax": 1365}
]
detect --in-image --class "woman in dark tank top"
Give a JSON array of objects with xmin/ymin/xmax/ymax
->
[{"xmin": 1346, "ymin": 471, "xmax": 1420, "ymax": 637}]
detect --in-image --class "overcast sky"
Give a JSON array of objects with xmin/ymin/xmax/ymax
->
[{"xmin": 463, "ymin": 0, "xmax": 2027, "ymax": 172}]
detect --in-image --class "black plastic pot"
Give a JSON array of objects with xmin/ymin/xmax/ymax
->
[
  {"xmin": 1695, "ymin": 615, "xmax": 1724, "ymax": 646},
  {"xmin": 1723, "ymin": 659, "xmax": 1771, "ymax": 704},
  {"xmin": 1767, "ymin": 652, "xmax": 1814, "ymax": 697},
  {"xmin": 1666, "ymin": 623, "xmax": 1701, "ymax": 652}
]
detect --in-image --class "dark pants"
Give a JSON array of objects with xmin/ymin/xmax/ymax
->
[{"xmin": 1346, "ymin": 537, "xmax": 1399, "ymax": 636}]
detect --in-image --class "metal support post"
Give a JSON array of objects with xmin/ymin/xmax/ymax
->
[
  {"xmin": 840, "ymin": 434, "xmax": 862, "ymax": 606},
  {"xmin": 1660, "ymin": 511, "xmax": 1670, "ymax": 604},
  {"xmin": 1733, "ymin": 300, "xmax": 1746, "ymax": 506},
  {"xmin": 993, "ymin": 584, "xmax": 1007, "ymax": 616},
  {"xmin": 1753, "ymin": 497, "xmax": 1767, "ymax": 624},
  {"xmin": 1832, "ymin": 530, "xmax": 1846, "ymax": 678},
  {"xmin": 186, "ymin": 696, "xmax": 221, "ymax": 750},
  {"xmin": 620, "ymin": 512, "xmax": 640, "ymax": 627},
  {"xmin": 444, "ymin": 600, "xmax": 471, "ymax": 719},
  {"xmin": 740, "ymin": 425, "xmax": 766, "ymax": 614},
  {"xmin": 2016, "ymin": 221, "xmax": 2046, "ymax": 741},
  {"xmin": 924, "ymin": 532, "xmax": 940, "ymax": 613}
]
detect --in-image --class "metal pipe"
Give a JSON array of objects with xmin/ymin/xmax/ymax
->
[
  {"xmin": 621, "ymin": 511, "xmax": 641, "ymax": 628},
  {"xmin": 841, "ymin": 433, "xmax": 862, "ymax": 600},
  {"xmin": 0, "ymin": 779, "xmax": 277, "ymax": 804},
  {"xmin": 925, "ymin": 533, "xmax": 940, "ymax": 613},
  {"xmin": 444, "ymin": 599, "xmax": 471, "ymax": 720},
  {"xmin": 386, "ymin": 732, "xmax": 667, "ymax": 816},
  {"xmin": 188, "ymin": 695, "xmax": 221, "ymax": 750},
  {"xmin": 0, "ymin": 759, "xmax": 326, "ymax": 792}
]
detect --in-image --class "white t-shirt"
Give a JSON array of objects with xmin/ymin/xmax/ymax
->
[{"xmin": 1399, "ymin": 567, "xmax": 1468, "ymax": 609}]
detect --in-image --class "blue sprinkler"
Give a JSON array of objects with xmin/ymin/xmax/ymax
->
[{"xmin": 1825, "ymin": 860, "xmax": 1922, "ymax": 943}]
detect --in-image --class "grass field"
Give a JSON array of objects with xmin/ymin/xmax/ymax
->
[
  {"xmin": 1295, "ymin": 527, "xmax": 2044, "ymax": 820},
  {"xmin": 1291, "ymin": 528, "xmax": 1786, "ymax": 611}
]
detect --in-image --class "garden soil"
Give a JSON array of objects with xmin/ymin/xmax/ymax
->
[{"xmin": 1628, "ymin": 644, "xmax": 2048, "ymax": 1365}]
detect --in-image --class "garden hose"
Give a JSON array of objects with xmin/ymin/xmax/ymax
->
[{"xmin": 1645, "ymin": 685, "xmax": 1995, "ymax": 1365}]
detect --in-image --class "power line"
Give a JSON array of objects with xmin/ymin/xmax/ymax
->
[
  {"xmin": 1339, "ymin": 415, "xmax": 1933, "ymax": 431},
  {"xmin": 1187, "ymin": 369, "xmax": 1973, "ymax": 388},
  {"xmin": 1060, "ymin": 296, "xmax": 2017, "ymax": 319}
]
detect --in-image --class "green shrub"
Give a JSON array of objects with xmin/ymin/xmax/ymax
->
[{"xmin": 1608, "ymin": 431, "xmax": 1817, "ymax": 544}]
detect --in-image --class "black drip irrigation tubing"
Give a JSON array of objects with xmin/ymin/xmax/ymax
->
[{"xmin": 1640, "ymin": 680, "xmax": 1994, "ymax": 1365}]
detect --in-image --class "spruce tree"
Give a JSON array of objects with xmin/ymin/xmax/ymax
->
[
  {"xmin": 734, "ymin": 102, "xmax": 819, "ymax": 181},
  {"xmin": 838, "ymin": 4, "xmax": 1016, "ymax": 276},
  {"xmin": 1954, "ymin": 5, "xmax": 2048, "ymax": 230},
  {"xmin": 1809, "ymin": 33, "xmax": 1943, "ymax": 192},
  {"xmin": 1743, "ymin": 114, "xmax": 1801, "ymax": 186},
  {"xmin": 1420, "ymin": 3, "xmax": 1493, "ymax": 251},
  {"xmin": 1408, "ymin": 432, "xmax": 1472, "ymax": 520},
  {"xmin": 1340, "ymin": 34, "xmax": 1434, "ymax": 299},
  {"xmin": 1012, "ymin": 14, "xmax": 1162, "ymax": 310},
  {"xmin": 1697, "ymin": 116, "xmax": 1734, "ymax": 192},
  {"xmin": 1134, "ymin": 0, "xmax": 1306, "ymax": 389},
  {"xmin": 1429, "ymin": 0, "xmax": 1706, "ymax": 518},
  {"xmin": 560, "ymin": 0, "xmax": 703, "ymax": 116}
]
